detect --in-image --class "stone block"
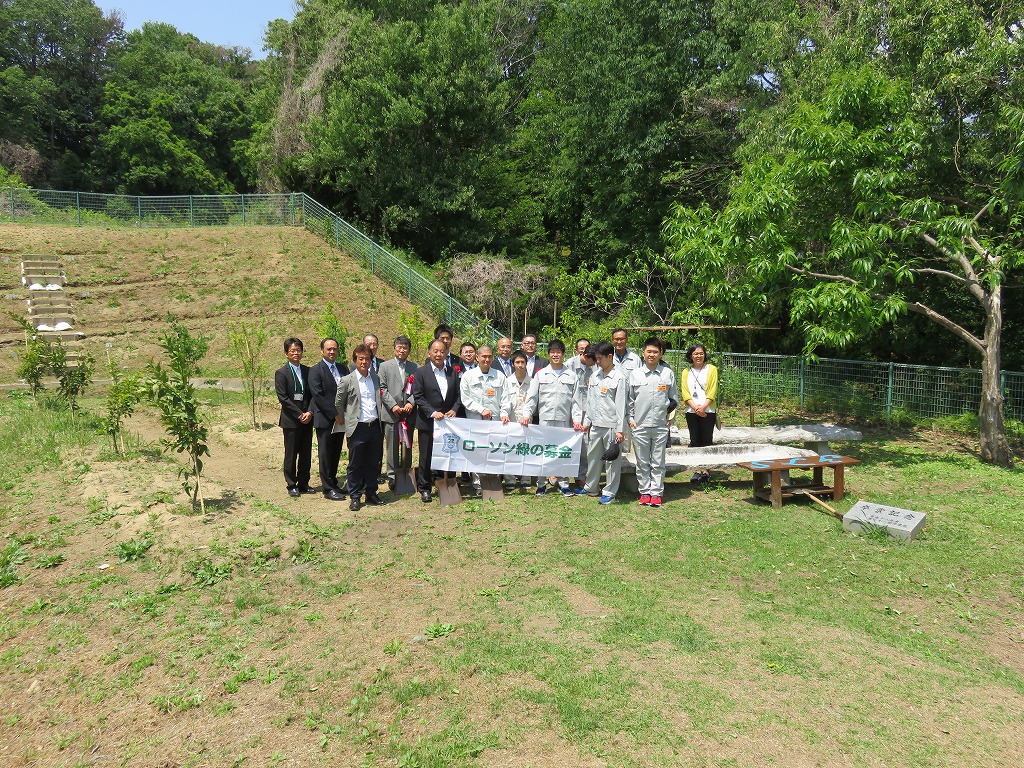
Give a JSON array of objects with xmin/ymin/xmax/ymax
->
[{"xmin": 843, "ymin": 500, "xmax": 926, "ymax": 542}]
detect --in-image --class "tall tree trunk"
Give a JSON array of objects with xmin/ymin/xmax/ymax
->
[{"xmin": 979, "ymin": 288, "xmax": 1013, "ymax": 467}]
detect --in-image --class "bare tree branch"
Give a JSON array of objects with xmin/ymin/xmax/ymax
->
[
  {"xmin": 905, "ymin": 301, "xmax": 984, "ymax": 352},
  {"xmin": 785, "ymin": 265, "xmax": 859, "ymax": 285},
  {"xmin": 908, "ymin": 267, "xmax": 975, "ymax": 287}
]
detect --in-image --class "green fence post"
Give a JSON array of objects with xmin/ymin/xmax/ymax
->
[
  {"xmin": 241, "ymin": 194, "xmax": 246, "ymax": 225},
  {"xmin": 137, "ymin": 196, "xmax": 142, "ymax": 225},
  {"xmin": 887, "ymin": 361, "xmax": 894, "ymax": 422},
  {"xmin": 799, "ymin": 357, "xmax": 805, "ymax": 410},
  {"xmin": 11, "ymin": 187, "xmax": 16, "ymax": 220},
  {"xmin": 291, "ymin": 193, "xmax": 297, "ymax": 226},
  {"xmin": 76, "ymin": 192, "xmax": 81, "ymax": 226},
  {"xmin": 189, "ymin": 196, "xmax": 194, "ymax": 227},
  {"xmin": 408, "ymin": 266, "xmax": 413, "ymax": 299}
]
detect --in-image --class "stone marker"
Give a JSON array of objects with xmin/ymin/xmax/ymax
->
[{"xmin": 843, "ymin": 500, "xmax": 927, "ymax": 542}]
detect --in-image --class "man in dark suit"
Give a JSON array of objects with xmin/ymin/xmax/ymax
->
[
  {"xmin": 431, "ymin": 323, "xmax": 458, "ymax": 373},
  {"xmin": 334, "ymin": 343, "xmax": 387, "ymax": 511},
  {"xmin": 275, "ymin": 337, "xmax": 315, "ymax": 497},
  {"xmin": 362, "ymin": 333, "xmax": 382, "ymax": 375},
  {"xmin": 412, "ymin": 339, "xmax": 462, "ymax": 503},
  {"xmin": 521, "ymin": 333, "xmax": 549, "ymax": 376},
  {"xmin": 308, "ymin": 337, "xmax": 349, "ymax": 501},
  {"xmin": 522, "ymin": 333, "xmax": 548, "ymax": 424},
  {"xmin": 379, "ymin": 335, "xmax": 418, "ymax": 491}
]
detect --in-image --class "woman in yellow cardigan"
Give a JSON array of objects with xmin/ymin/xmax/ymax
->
[{"xmin": 683, "ymin": 344, "xmax": 718, "ymax": 483}]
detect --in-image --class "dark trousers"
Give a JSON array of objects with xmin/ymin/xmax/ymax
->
[
  {"xmin": 416, "ymin": 428, "xmax": 444, "ymax": 492},
  {"xmin": 315, "ymin": 426, "xmax": 345, "ymax": 493},
  {"xmin": 685, "ymin": 412, "xmax": 717, "ymax": 448},
  {"xmin": 345, "ymin": 421, "xmax": 384, "ymax": 499},
  {"xmin": 282, "ymin": 425, "xmax": 313, "ymax": 490}
]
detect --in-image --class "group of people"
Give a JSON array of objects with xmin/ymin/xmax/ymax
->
[{"xmin": 276, "ymin": 326, "xmax": 719, "ymax": 510}]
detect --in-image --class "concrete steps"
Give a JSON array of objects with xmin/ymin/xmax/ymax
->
[{"xmin": 19, "ymin": 255, "xmax": 85, "ymax": 367}]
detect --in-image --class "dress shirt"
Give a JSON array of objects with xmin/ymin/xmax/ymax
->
[
  {"xmin": 289, "ymin": 362, "xmax": 304, "ymax": 391},
  {"xmin": 325, "ymin": 360, "xmax": 342, "ymax": 383},
  {"xmin": 432, "ymin": 364, "xmax": 448, "ymax": 400},
  {"xmin": 356, "ymin": 371, "xmax": 378, "ymax": 422}
]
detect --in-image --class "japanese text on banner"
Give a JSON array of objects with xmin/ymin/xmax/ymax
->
[{"xmin": 430, "ymin": 418, "xmax": 583, "ymax": 475}]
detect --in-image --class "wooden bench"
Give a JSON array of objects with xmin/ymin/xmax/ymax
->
[{"xmin": 735, "ymin": 454, "xmax": 860, "ymax": 510}]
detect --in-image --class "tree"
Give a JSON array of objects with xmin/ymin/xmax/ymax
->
[
  {"xmin": 93, "ymin": 23, "xmax": 255, "ymax": 194},
  {"xmin": 251, "ymin": 0, "xmax": 546, "ymax": 260},
  {"xmin": 227, "ymin": 319, "xmax": 270, "ymax": 430},
  {"xmin": 100, "ymin": 350, "xmax": 145, "ymax": 456},
  {"xmin": 146, "ymin": 317, "xmax": 211, "ymax": 512},
  {"xmin": 663, "ymin": 1, "xmax": 1024, "ymax": 466},
  {"xmin": 517, "ymin": 0, "xmax": 734, "ymax": 269},
  {"xmin": 0, "ymin": 0, "xmax": 123, "ymax": 187}
]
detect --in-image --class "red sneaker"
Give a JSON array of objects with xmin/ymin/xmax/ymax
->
[
  {"xmin": 649, "ymin": 496, "xmax": 662, "ymax": 507},
  {"xmin": 639, "ymin": 494, "xmax": 651, "ymax": 506}
]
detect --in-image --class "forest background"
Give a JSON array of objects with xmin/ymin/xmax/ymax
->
[{"xmin": 2, "ymin": 0, "xmax": 1022, "ymax": 373}]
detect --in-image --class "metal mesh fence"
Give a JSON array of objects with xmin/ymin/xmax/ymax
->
[
  {"xmin": 0, "ymin": 187, "xmax": 300, "ymax": 227},
  {"xmin": 299, "ymin": 195, "xmax": 501, "ymax": 340},
  {"xmin": 5, "ymin": 185, "xmax": 1021, "ymax": 427},
  {"xmin": 678, "ymin": 352, "xmax": 1022, "ymax": 425}
]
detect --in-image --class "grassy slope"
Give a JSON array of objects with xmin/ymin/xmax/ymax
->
[
  {"xmin": 1, "ymin": 223, "xmax": 421, "ymax": 382},
  {"xmin": 0, "ymin": 223, "xmax": 1022, "ymax": 768}
]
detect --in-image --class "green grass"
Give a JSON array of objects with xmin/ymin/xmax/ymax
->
[{"xmin": 1, "ymin": 391, "xmax": 1022, "ymax": 766}]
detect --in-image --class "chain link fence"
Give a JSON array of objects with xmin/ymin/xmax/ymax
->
[
  {"xmin": 0, "ymin": 187, "xmax": 300, "ymax": 227},
  {"xmin": 298, "ymin": 196, "xmax": 497, "ymax": 340},
  {"xmin": 1, "ymin": 186, "xmax": 499, "ymax": 339},
  {"xmin": 656, "ymin": 350, "xmax": 1022, "ymax": 426},
  {"xmin": 4, "ymin": 185, "xmax": 1020, "ymax": 429}
]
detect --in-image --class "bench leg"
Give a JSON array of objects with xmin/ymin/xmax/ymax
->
[
  {"xmin": 770, "ymin": 471, "xmax": 783, "ymax": 510},
  {"xmin": 833, "ymin": 465, "xmax": 845, "ymax": 501}
]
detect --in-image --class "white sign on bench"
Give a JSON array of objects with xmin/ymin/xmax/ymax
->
[{"xmin": 843, "ymin": 500, "xmax": 927, "ymax": 542}]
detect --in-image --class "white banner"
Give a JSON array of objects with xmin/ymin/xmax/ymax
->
[{"xmin": 430, "ymin": 418, "xmax": 583, "ymax": 475}]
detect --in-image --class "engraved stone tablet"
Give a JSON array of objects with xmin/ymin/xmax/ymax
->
[{"xmin": 843, "ymin": 500, "xmax": 926, "ymax": 542}]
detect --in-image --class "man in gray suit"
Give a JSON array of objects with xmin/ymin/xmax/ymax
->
[
  {"xmin": 379, "ymin": 335, "xmax": 418, "ymax": 491},
  {"xmin": 334, "ymin": 343, "xmax": 387, "ymax": 511}
]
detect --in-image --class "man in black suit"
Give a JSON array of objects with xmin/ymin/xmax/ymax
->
[
  {"xmin": 521, "ymin": 333, "xmax": 548, "ymax": 376},
  {"xmin": 275, "ymin": 337, "xmax": 315, "ymax": 497},
  {"xmin": 362, "ymin": 333, "xmax": 382, "ymax": 375},
  {"xmin": 334, "ymin": 343, "xmax": 387, "ymax": 511},
  {"xmin": 308, "ymin": 337, "xmax": 349, "ymax": 501},
  {"xmin": 412, "ymin": 339, "xmax": 462, "ymax": 503},
  {"xmin": 431, "ymin": 323, "xmax": 458, "ymax": 373}
]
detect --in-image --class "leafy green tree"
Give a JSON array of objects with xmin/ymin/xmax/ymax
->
[
  {"xmin": 54, "ymin": 349, "xmax": 95, "ymax": 422},
  {"xmin": 14, "ymin": 333, "xmax": 54, "ymax": 398},
  {"xmin": 252, "ymin": 0, "xmax": 545, "ymax": 260},
  {"xmin": 311, "ymin": 302, "xmax": 348, "ymax": 357},
  {"xmin": 146, "ymin": 317, "xmax": 211, "ymax": 512},
  {"xmin": 93, "ymin": 23, "xmax": 255, "ymax": 194},
  {"xmin": 0, "ymin": 0, "xmax": 123, "ymax": 187},
  {"xmin": 518, "ymin": 0, "xmax": 734, "ymax": 270},
  {"xmin": 227, "ymin": 319, "xmax": 271, "ymax": 429},
  {"xmin": 100, "ymin": 351, "xmax": 146, "ymax": 455},
  {"xmin": 663, "ymin": 1, "xmax": 1023, "ymax": 466}
]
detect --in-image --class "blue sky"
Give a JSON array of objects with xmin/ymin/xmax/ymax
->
[{"xmin": 96, "ymin": 0, "xmax": 297, "ymax": 58}]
